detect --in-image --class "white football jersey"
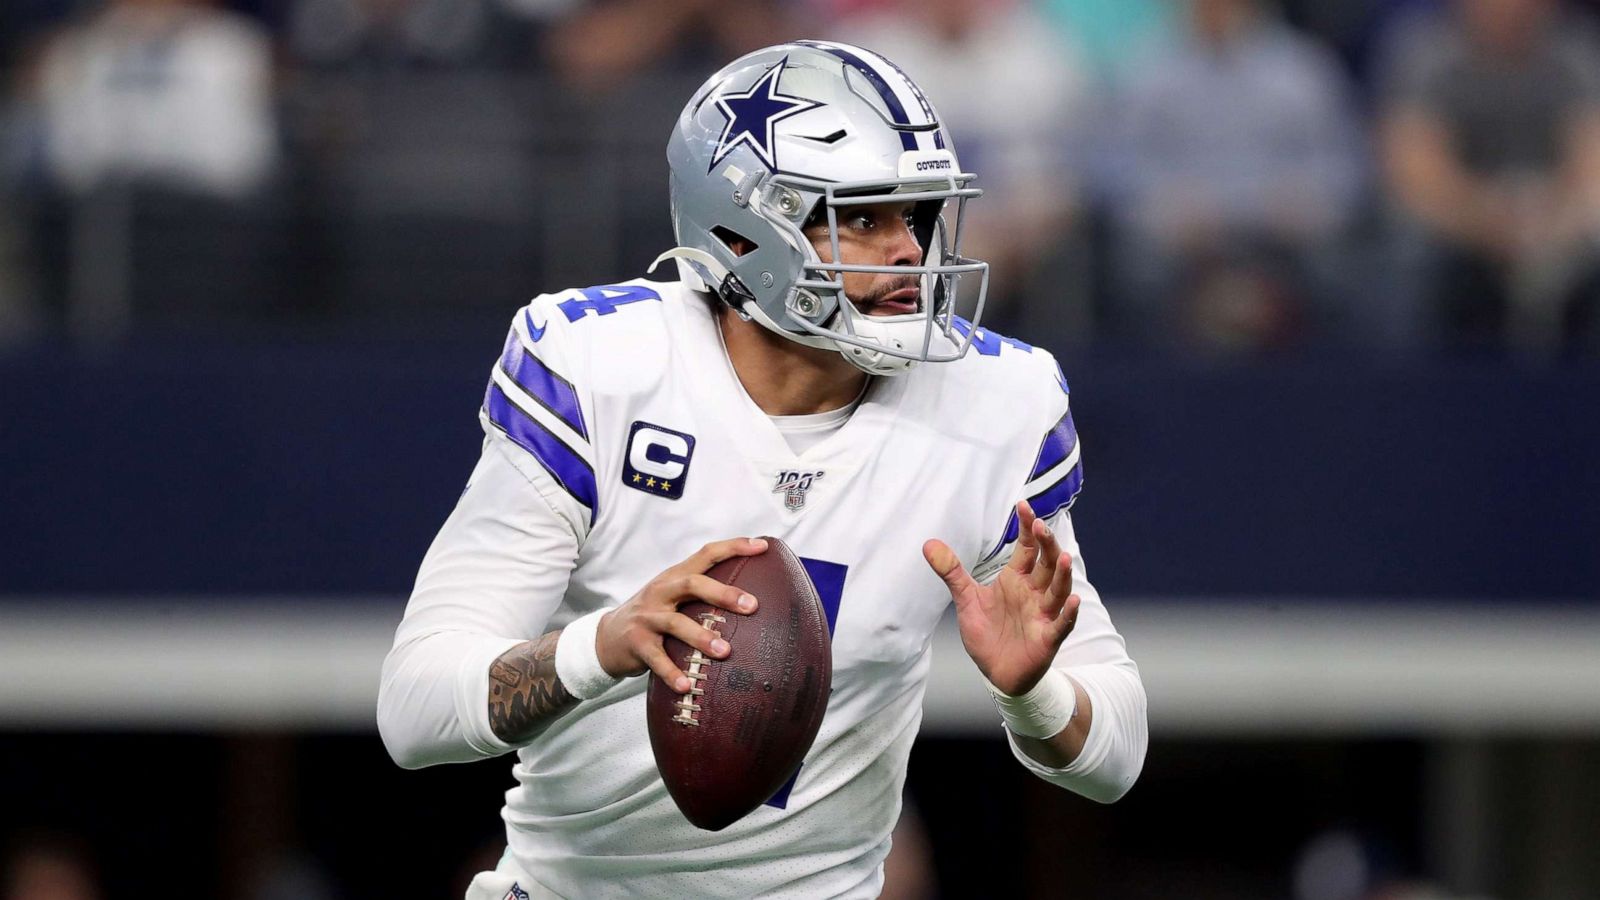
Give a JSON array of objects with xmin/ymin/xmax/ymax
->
[{"xmin": 379, "ymin": 278, "xmax": 1144, "ymax": 900}]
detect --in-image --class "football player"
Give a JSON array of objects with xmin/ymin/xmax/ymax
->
[{"xmin": 379, "ymin": 41, "xmax": 1147, "ymax": 899}]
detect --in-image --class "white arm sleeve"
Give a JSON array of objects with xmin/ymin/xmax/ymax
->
[
  {"xmin": 1001, "ymin": 513, "xmax": 1149, "ymax": 803},
  {"xmin": 377, "ymin": 436, "xmax": 581, "ymax": 769}
]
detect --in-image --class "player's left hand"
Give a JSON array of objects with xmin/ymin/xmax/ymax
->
[{"xmin": 923, "ymin": 501, "xmax": 1080, "ymax": 696}]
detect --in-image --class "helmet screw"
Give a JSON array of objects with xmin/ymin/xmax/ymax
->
[
  {"xmin": 776, "ymin": 188, "xmax": 800, "ymax": 216},
  {"xmin": 760, "ymin": 272, "xmax": 774, "ymax": 287},
  {"xmin": 796, "ymin": 294, "xmax": 819, "ymax": 316}
]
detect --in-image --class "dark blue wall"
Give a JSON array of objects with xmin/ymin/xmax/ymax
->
[
  {"xmin": 3, "ymin": 341, "xmax": 1596, "ymax": 599},
  {"xmin": 1067, "ymin": 356, "xmax": 1600, "ymax": 599}
]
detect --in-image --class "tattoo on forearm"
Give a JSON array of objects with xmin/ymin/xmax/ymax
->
[{"xmin": 488, "ymin": 632, "xmax": 578, "ymax": 744}]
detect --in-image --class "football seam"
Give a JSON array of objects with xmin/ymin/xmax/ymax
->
[{"xmin": 669, "ymin": 554, "xmax": 751, "ymax": 728}]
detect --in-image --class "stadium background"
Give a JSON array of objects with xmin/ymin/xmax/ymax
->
[{"xmin": 2, "ymin": 0, "xmax": 1599, "ymax": 897}]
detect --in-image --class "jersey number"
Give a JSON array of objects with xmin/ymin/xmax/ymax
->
[
  {"xmin": 952, "ymin": 316, "xmax": 1033, "ymax": 357},
  {"xmin": 764, "ymin": 556, "xmax": 847, "ymax": 810},
  {"xmin": 556, "ymin": 284, "xmax": 661, "ymax": 321}
]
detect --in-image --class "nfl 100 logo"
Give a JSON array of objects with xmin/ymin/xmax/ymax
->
[{"xmin": 772, "ymin": 470, "xmax": 824, "ymax": 511}]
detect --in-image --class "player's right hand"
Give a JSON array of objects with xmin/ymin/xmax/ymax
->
[{"xmin": 595, "ymin": 538, "xmax": 765, "ymax": 693}]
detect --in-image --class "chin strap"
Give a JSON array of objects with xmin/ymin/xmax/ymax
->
[
  {"xmin": 652, "ymin": 247, "xmax": 760, "ymax": 325},
  {"xmin": 653, "ymin": 247, "xmax": 837, "ymax": 349},
  {"xmin": 826, "ymin": 288, "xmax": 931, "ymax": 376},
  {"xmin": 835, "ymin": 311, "xmax": 929, "ymax": 375},
  {"xmin": 650, "ymin": 247, "xmax": 727, "ymax": 294}
]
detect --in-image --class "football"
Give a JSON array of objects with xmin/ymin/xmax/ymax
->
[{"xmin": 646, "ymin": 536, "xmax": 833, "ymax": 831}]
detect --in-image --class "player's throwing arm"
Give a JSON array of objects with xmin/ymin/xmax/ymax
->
[{"xmin": 485, "ymin": 538, "xmax": 764, "ymax": 745}]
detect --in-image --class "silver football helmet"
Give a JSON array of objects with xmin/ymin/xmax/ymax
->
[{"xmin": 658, "ymin": 41, "xmax": 989, "ymax": 375}]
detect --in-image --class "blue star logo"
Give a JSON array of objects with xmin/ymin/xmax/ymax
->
[{"xmin": 710, "ymin": 58, "xmax": 822, "ymax": 173}]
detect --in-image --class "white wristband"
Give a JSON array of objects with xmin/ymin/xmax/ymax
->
[
  {"xmin": 554, "ymin": 608, "xmax": 623, "ymax": 700},
  {"xmin": 984, "ymin": 669, "xmax": 1078, "ymax": 740}
]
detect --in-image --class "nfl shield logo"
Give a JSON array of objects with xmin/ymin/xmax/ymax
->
[{"xmin": 772, "ymin": 470, "xmax": 824, "ymax": 511}]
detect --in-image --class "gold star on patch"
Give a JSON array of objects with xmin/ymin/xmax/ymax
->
[
  {"xmin": 646, "ymin": 477, "xmax": 657, "ymax": 488},
  {"xmin": 660, "ymin": 481, "xmax": 672, "ymax": 491},
  {"xmin": 631, "ymin": 473, "xmax": 642, "ymax": 484}
]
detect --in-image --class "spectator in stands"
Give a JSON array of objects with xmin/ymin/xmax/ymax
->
[
  {"xmin": 281, "ymin": 0, "xmax": 691, "ymax": 324},
  {"xmin": 1038, "ymin": 0, "xmax": 1175, "ymax": 83},
  {"xmin": 544, "ymin": 0, "xmax": 799, "ymax": 91},
  {"xmin": 1377, "ymin": 0, "xmax": 1600, "ymax": 351},
  {"xmin": 1102, "ymin": 0, "xmax": 1363, "ymax": 350},
  {"xmin": 287, "ymin": 0, "xmax": 558, "ymax": 70},
  {"xmin": 1, "ymin": 0, "xmax": 282, "ymax": 338},
  {"xmin": 839, "ymin": 0, "xmax": 1094, "ymax": 332},
  {"xmin": 32, "ymin": 0, "xmax": 277, "ymax": 199}
]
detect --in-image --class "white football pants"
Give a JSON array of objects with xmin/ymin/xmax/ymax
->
[{"xmin": 464, "ymin": 851, "xmax": 564, "ymax": 900}]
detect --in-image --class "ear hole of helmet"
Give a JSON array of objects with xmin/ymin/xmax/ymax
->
[{"xmin": 711, "ymin": 225, "xmax": 758, "ymax": 257}]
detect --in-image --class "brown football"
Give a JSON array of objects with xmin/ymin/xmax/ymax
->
[{"xmin": 646, "ymin": 536, "xmax": 832, "ymax": 831}]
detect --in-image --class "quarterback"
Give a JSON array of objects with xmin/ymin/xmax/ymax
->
[{"xmin": 379, "ymin": 41, "xmax": 1147, "ymax": 899}]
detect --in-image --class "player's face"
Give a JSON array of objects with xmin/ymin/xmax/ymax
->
[{"xmin": 803, "ymin": 200, "xmax": 924, "ymax": 316}]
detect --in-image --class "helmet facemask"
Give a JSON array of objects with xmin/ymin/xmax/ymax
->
[{"xmin": 759, "ymin": 170, "xmax": 990, "ymax": 375}]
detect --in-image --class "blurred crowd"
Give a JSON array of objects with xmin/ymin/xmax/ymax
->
[{"xmin": 4, "ymin": 0, "xmax": 1600, "ymax": 355}]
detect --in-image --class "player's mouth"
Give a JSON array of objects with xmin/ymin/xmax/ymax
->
[{"xmin": 861, "ymin": 282, "xmax": 920, "ymax": 316}]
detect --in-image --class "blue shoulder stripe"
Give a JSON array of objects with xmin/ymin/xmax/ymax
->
[
  {"xmin": 484, "ymin": 383, "xmax": 597, "ymax": 518},
  {"xmin": 981, "ymin": 437, "xmax": 1085, "ymax": 563},
  {"xmin": 1027, "ymin": 463, "xmax": 1084, "ymax": 523},
  {"xmin": 991, "ymin": 509, "xmax": 1021, "ymax": 560},
  {"xmin": 499, "ymin": 330, "xmax": 588, "ymax": 441},
  {"xmin": 794, "ymin": 41, "xmax": 918, "ymax": 151},
  {"xmin": 1028, "ymin": 411, "xmax": 1078, "ymax": 483}
]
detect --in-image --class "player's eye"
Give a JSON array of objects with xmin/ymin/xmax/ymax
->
[{"xmin": 847, "ymin": 211, "xmax": 875, "ymax": 231}]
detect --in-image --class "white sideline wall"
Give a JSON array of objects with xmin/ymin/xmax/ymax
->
[{"xmin": 2, "ymin": 599, "xmax": 1598, "ymax": 735}]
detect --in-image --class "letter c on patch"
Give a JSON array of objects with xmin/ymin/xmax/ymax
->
[{"xmin": 623, "ymin": 421, "xmax": 696, "ymax": 499}]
